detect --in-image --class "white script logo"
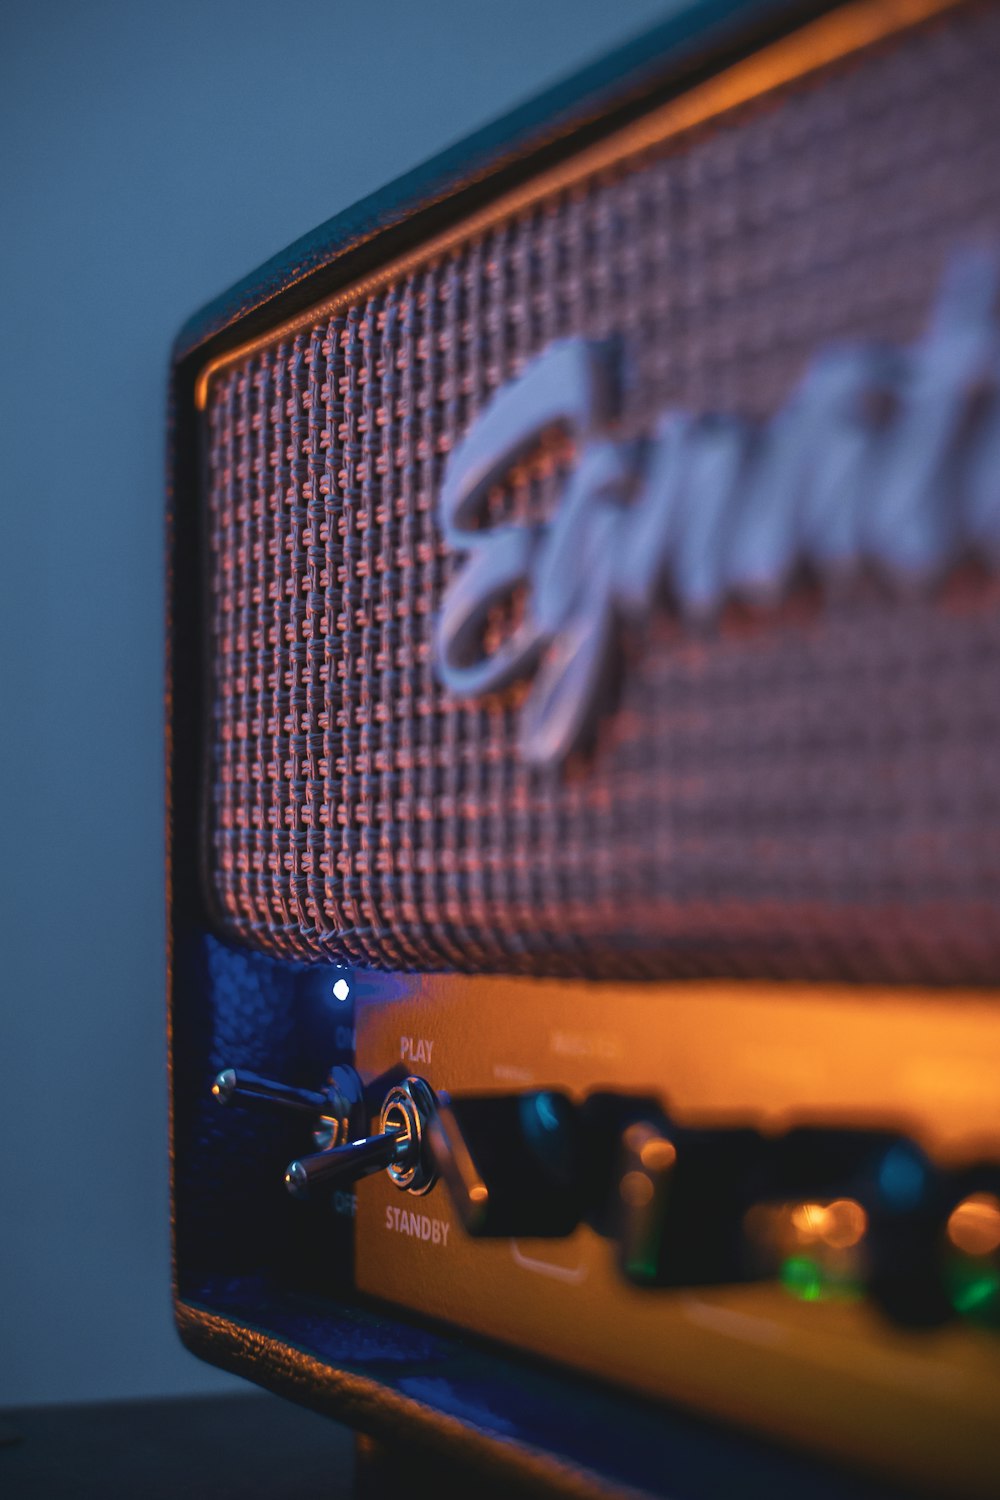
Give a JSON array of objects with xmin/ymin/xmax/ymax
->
[{"xmin": 435, "ymin": 254, "xmax": 1000, "ymax": 767}]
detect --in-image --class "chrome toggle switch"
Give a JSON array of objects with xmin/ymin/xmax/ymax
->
[
  {"xmin": 284, "ymin": 1076, "xmax": 439, "ymax": 1200},
  {"xmin": 212, "ymin": 1068, "xmax": 331, "ymax": 1117},
  {"xmin": 284, "ymin": 1129, "xmax": 405, "ymax": 1199},
  {"xmin": 211, "ymin": 1062, "xmax": 366, "ymax": 1170}
]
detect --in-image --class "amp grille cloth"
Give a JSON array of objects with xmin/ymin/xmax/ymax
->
[{"xmin": 203, "ymin": 0, "xmax": 1000, "ymax": 979}]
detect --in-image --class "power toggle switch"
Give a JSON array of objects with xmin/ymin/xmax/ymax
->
[
  {"xmin": 212, "ymin": 1064, "xmax": 366, "ymax": 1150},
  {"xmin": 211, "ymin": 1063, "xmax": 367, "ymax": 1187}
]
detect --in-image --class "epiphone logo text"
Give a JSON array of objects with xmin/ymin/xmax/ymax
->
[{"xmin": 434, "ymin": 254, "xmax": 1000, "ymax": 767}]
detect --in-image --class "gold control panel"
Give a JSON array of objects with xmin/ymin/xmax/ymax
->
[{"xmin": 354, "ymin": 979, "xmax": 1000, "ymax": 1497}]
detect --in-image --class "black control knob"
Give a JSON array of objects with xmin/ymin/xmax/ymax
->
[
  {"xmin": 609, "ymin": 1115, "xmax": 954, "ymax": 1310},
  {"xmin": 428, "ymin": 1090, "xmax": 584, "ymax": 1236},
  {"xmin": 939, "ymin": 1170, "xmax": 1000, "ymax": 1330},
  {"xmin": 859, "ymin": 1147, "xmax": 1000, "ymax": 1330},
  {"xmin": 741, "ymin": 1128, "xmax": 935, "ymax": 1319},
  {"xmin": 613, "ymin": 1114, "xmax": 766, "ymax": 1287},
  {"xmin": 728, "ymin": 1126, "xmax": 988, "ymax": 1328}
]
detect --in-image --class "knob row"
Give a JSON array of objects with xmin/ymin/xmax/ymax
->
[{"xmin": 211, "ymin": 1065, "xmax": 1000, "ymax": 1329}]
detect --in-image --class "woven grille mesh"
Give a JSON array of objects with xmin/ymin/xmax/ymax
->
[{"xmin": 203, "ymin": 0, "xmax": 1000, "ymax": 979}]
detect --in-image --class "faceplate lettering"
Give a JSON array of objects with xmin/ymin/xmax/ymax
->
[
  {"xmin": 385, "ymin": 1204, "xmax": 451, "ymax": 1245},
  {"xmin": 401, "ymin": 1036, "xmax": 434, "ymax": 1066}
]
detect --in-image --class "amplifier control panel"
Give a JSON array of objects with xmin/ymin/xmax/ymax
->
[{"xmin": 336, "ymin": 978, "xmax": 1000, "ymax": 1496}]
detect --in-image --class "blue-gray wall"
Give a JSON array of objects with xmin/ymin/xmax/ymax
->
[{"xmin": 0, "ymin": 0, "xmax": 675, "ymax": 1407}]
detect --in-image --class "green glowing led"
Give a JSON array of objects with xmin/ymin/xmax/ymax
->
[
  {"xmin": 950, "ymin": 1266, "xmax": 1000, "ymax": 1317},
  {"xmin": 777, "ymin": 1257, "xmax": 861, "ymax": 1303},
  {"xmin": 944, "ymin": 1252, "xmax": 1000, "ymax": 1329},
  {"xmin": 780, "ymin": 1256, "xmax": 824, "ymax": 1302},
  {"xmin": 624, "ymin": 1253, "xmax": 659, "ymax": 1284}
]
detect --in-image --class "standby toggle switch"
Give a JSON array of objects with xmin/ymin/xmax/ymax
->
[{"xmin": 284, "ymin": 1077, "xmax": 439, "ymax": 1199}]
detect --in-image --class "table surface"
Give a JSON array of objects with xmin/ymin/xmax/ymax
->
[
  {"xmin": 0, "ymin": 1384, "xmax": 922, "ymax": 1500},
  {"xmin": 0, "ymin": 1393, "xmax": 357, "ymax": 1500}
]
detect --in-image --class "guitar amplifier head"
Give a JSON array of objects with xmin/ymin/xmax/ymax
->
[
  {"xmin": 197, "ymin": 0, "xmax": 1000, "ymax": 984},
  {"xmin": 169, "ymin": 1, "xmax": 1000, "ymax": 1495}
]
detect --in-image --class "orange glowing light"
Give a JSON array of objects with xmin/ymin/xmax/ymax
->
[
  {"xmin": 640, "ymin": 1138, "xmax": 677, "ymax": 1173},
  {"xmin": 947, "ymin": 1193, "xmax": 1000, "ymax": 1257},
  {"xmin": 790, "ymin": 1199, "xmax": 868, "ymax": 1249},
  {"xmin": 790, "ymin": 1203, "xmax": 828, "ymax": 1239},
  {"xmin": 821, "ymin": 1199, "xmax": 868, "ymax": 1250},
  {"xmin": 620, "ymin": 1171, "xmax": 655, "ymax": 1209}
]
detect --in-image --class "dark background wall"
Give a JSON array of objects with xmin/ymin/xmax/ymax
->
[{"xmin": 0, "ymin": 0, "xmax": 674, "ymax": 1407}]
